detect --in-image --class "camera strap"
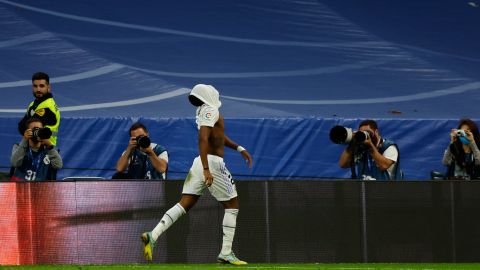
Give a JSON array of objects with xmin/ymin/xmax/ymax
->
[
  {"xmin": 127, "ymin": 150, "xmax": 150, "ymax": 178},
  {"xmin": 128, "ymin": 151, "xmax": 137, "ymax": 171},
  {"xmin": 28, "ymin": 148, "xmax": 46, "ymax": 172},
  {"xmin": 350, "ymin": 161, "xmax": 357, "ymax": 179}
]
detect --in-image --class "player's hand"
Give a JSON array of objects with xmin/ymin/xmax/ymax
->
[
  {"xmin": 203, "ymin": 169, "xmax": 213, "ymax": 187},
  {"xmin": 240, "ymin": 150, "xmax": 253, "ymax": 168}
]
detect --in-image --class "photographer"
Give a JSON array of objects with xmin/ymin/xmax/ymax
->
[
  {"xmin": 115, "ymin": 122, "xmax": 168, "ymax": 180},
  {"xmin": 338, "ymin": 119, "xmax": 402, "ymax": 180},
  {"xmin": 10, "ymin": 118, "xmax": 63, "ymax": 181},
  {"xmin": 442, "ymin": 118, "xmax": 480, "ymax": 180}
]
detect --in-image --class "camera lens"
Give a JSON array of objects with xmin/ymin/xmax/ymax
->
[
  {"xmin": 136, "ymin": 135, "xmax": 151, "ymax": 148},
  {"xmin": 32, "ymin": 127, "xmax": 52, "ymax": 140},
  {"xmin": 354, "ymin": 131, "xmax": 369, "ymax": 143},
  {"xmin": 32, "ymin": 127, "xmax": 39, "ymax": 137},
  {"xmin": 329, "ymin": 125, "xmax": 353, "ymax": 144},
  {"xmin": 37, "ymin": 128, "xmax": 52, "ymax": 139},
  {"xmin": 456, "ymin": 130, "xmax": 466, "ymax": 137}
]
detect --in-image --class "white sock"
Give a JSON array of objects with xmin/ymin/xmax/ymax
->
[
  {"xmin": 151, "ymin": 203, "xmax": 186, "ymax": 241},
  {"xmin": 221, "ymin": 208, "xmax": 238, "ymax": 255}
]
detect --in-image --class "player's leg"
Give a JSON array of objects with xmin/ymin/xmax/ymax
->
[
  {"xmin": 142, "ymin": 158, "xmax": 205, "ymax": 261},
  {"xmin": 216, "ymin": 197, "xmax": 246, "ymax": 265},
  {"xmin": 208, "ymin": 158, "xmax": 247, "ymax": 265},
  {"xmin": 151, "ymin": 194, "xmax": 198, "ymax": 240},
  {"xmin": 141, "ymin": 195, "xmax": 199, "ymax": 261},
  {"xmin": 141, "ymin": 198, "xmax": 187, "ymax": 261},
  {"xmin": 220, "ymin": 197, "xmax": 239, "ymax": 256}
]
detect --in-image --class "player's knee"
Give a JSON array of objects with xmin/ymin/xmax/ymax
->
[
  {"xmin": 221, "ymin": 197, "xmax": 239, "ymax": 209},
  {"xmin": 179, "ymin": 195, "xmax": 199, "ymax": 211}
]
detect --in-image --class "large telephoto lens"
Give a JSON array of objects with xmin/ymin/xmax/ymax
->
[{"xmin": 329, "ymin": 125, "xmax": 353, "ymax": 144}]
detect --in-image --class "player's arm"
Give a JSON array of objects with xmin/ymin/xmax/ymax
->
[
  {"xmin": 199, "ymin": 126, "xmax": 213, "ymax": 186},
  {"xmin": 225, "ymin": 135, "xmax": 253, "ymax": 168},
  {"xmin": 224, "ymin": 135, "xmax": 238, "ymax": 150}
]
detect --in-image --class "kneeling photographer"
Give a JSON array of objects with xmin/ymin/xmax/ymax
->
[
  {"xmin": 114, "ymin": 122, "xmax": 168, "ymax": 180},
  {"xmin": 332, "ymin": 119, "xmax": 402, "ymax": 180},
  {"xmin": 442, "ymin": 118, "xmax": 480, "ymax": 180},
  {"xmin": 11, "ymin": 117, "xmax": 62, "ymax": 181}
]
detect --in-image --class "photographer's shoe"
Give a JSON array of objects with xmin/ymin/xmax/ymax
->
[
  {"xmin": 141, "ymin": 231, "xmax": 156, "ymax": 261},
  {"xmin": 217, "ymin": 252, "xmax": 247, "ymax": 265}
]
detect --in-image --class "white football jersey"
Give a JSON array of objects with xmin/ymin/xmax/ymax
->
[{"xmin": 196, "ymin": 104, "xmax": 219, "ymax": 129}]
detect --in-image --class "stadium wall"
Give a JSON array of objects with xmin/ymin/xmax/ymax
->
[{"xmin": 1, "ymin": 180, "xmax": 480, "ymax": 265}]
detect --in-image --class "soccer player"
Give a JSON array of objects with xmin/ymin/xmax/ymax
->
[{"xmin": 141, "ymin": 84, "xmax": 253, "ymax": 265}]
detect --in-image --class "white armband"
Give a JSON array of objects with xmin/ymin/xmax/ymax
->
[{"xmin": 236, "ymin": 145, "xmax": 246, "ymax": 152}]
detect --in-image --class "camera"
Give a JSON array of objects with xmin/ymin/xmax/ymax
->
[
  {"xmin": 31, "ymin": 127, "xmax": 52, "ymax": 141},
  {"xmin": 329, "ymin": 125, "xmax": 371, "ymax": 144},
  {"xmin": 456, "ymin": 129, "xmax": 466, "ymax": 137},
  {"xmin": 135, "ymin": 135, "xmax": 151, "ymax": 148}
]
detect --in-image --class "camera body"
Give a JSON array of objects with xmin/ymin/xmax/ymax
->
[
  {"xmin": 456, "ymin": 129, "xmax": 466, "ymax": 137},
  {"xmin": 31, "ymin": 127, "xmax": 52, "ymax": 142},
  {"xmin": 135, "ymin": 135, "xmax": 151, "ymax": 148}
]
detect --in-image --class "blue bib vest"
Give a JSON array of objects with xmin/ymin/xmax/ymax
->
[
  {"xmin": 355, "ymin": 139, "xmax": 403, "ymax": 180},
  {"xmin": 12, "ymin": 147, "xmax": 57, "ymax": 181},
  {"xmin": 127, "ymin": 144, "xmax": 167, "ymax": 180}
]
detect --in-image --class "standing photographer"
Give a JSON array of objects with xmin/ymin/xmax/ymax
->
[
  {"xmin": 338, "ymin": 119, "xmax": 402, "ymax": 180},
  {"xmin": 442, "ymin": 118, "xmax": 480, "ymax": 180},
  {"xmin": 115, "ymin": 122, "xmax": 168, "ymax": 179},
  {"xmin": 11, "ymin": 118, "xmax": 63, "ymax": 181}
]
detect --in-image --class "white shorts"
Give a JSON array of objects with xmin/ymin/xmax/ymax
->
[{"xmin": 182, "ymin": 155, "xmax": 238, "ymax": 201}]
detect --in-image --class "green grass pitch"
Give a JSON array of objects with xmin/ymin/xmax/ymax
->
[{"xmin": 2, "ymin": 264, "xmax": 480, "ymax": 270}]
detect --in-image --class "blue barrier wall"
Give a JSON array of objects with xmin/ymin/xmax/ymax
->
[{"xmin": 0, "ymin": 117, "xmax": 463, "ymax": 180}]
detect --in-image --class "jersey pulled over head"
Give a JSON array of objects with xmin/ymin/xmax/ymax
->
[
  {"xmin": 189, "ymin": 84, "xmax": 222, "ymax": 109},
  {"xmin": 190, "ymin": 84, "xmax": 222, "ymax": 130}
]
